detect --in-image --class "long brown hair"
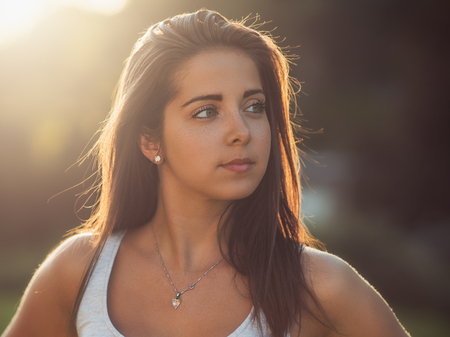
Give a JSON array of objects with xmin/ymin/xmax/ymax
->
[{"xmin": 70, "ymin": 9, "xmax": 329, "ymax": 337}]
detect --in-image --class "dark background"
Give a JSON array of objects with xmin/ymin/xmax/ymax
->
[{"xmin": 1, "ymin": 0, "xmax": 449, "ymax": 335}]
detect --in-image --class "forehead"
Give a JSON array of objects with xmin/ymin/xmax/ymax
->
[{"xmin": 172, "ymin": 50, "xmax": 263, "ymax": 101}]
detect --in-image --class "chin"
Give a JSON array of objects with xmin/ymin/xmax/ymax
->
[{"xmin": 217, "ymin": 183, "xmax": 260, "ymax": 201}]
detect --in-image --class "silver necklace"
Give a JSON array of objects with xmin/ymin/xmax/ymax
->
[{"xmin": 151, "ymin": 223, "xmax": 224, "ymax": 309}]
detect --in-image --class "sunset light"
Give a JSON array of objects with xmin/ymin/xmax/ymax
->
[
  {"xmin": 0, "ymin": 0, "xmax": 52, "ymax": 45},
  {"xmin": 0, "ymin": 0, "xmax": 128, "ymax": 45},
  {"xmin": 0, "ymin": 2, "xmax": 447, "ymax": 336},
  {"xmin": 56, "ymin": 0, "xmax": 128, "ymax": 16}
]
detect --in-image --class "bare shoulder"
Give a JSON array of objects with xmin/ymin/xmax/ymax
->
[
  {"xmin": 2, "ymin": 233, "xmax": 97, "ymax": 337},
  {"xmin": 301, "ymin": 247, "xmax": 357, "ymax": 297},
  {"xmin": 300, "ymin": 247, "xmax": 411, "ymax": 337}
]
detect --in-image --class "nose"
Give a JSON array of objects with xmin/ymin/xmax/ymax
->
[{"xmin": 225, "ymin": 109, "xmax": 250, "ymax": 146}]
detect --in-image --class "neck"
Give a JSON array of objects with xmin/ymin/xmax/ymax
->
[{"xmin": 147, "ymin": 181, "xmax": 232, "ymax": 275}]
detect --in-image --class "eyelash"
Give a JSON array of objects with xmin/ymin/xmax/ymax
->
[
  {"xmin": 192, "ymin": 105, "xmax": 218, "ymax": 118},
  {"xmin": 192, "ymin": 100, "xmax": 266, "ymax": 119},
  {"xmin": 246, "ymin": 100, "xmax": 266, "ymax": 114}
]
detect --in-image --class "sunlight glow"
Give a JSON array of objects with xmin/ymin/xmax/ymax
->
[
  {"xmin": 32, "ymin": 119, "xmax": 72, "ymax": 164},
  {"xmin": 0, "ymin": 0, "xmax": 128, "ymax": 45},
  {"xmin": 57, "ymin": 0, "xmax": 128, "ymax": 16},
  {"xmin": 0, "ymin": 0, "xmax": 53, "ymax": 45}
]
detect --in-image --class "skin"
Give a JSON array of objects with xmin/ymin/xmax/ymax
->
[{"xmin": 2, "ymin": 51, "xmax": 410, "ymax": 337}]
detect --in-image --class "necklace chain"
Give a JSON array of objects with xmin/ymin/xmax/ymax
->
[{"xmin": 151, "ymin": 223, "xmax": 223, "ymax": 308}]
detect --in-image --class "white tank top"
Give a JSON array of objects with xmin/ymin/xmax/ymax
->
[{"xmin": 77, "ymin": 231, "xmax": 284, "ymax": 337}]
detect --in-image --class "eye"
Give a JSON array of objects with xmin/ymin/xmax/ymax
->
[
  {"xmin": 193, "ymin": 105, "xmax": 218, "ymax": 119},
  {"xmin": 245, "ymin": 101, "xmax": 266, "ymax": 114}
]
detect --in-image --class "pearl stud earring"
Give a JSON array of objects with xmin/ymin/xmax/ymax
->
[{"xmin": 155, "ymin": 155, "xmax": 161, "ymax": 163}]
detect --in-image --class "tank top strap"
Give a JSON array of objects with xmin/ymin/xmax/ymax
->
[{"xmin": 77, "ymin": 231, "xmax": 127, "ymax": 336}]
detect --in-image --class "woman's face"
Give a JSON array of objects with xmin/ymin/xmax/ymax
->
[{"xmin": 158, "ymin": 49, "xmax": 271, "ymax": 202}]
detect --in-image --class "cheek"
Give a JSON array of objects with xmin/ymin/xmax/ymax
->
[
  {"xmin": 259, "ymin": 120, "xmax": 272, "ymax": 162},
  {"xmin": 163, "ymin": 123, "xmax": 217, "ymax": 166}
]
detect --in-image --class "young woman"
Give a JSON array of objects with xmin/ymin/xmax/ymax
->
[{"xmin": 3, "ymin": 9, "xmax": 410, "ymax": 337}]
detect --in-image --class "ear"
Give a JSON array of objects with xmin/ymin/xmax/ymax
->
[{"xmin": 140, "ymin": 134, "xmax": 162, "ymax": 164}]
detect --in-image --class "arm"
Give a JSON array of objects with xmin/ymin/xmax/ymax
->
[
  {"xmin": 302, "ymin": 248, "xmax": 411, "ymax": 337},
  {"xmin": 2, "ymin": 234, "xmax": 95, "ymax": 337}
]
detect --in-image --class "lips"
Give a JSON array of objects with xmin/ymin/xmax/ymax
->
[{"xmin": 221, "ymin": 158, "xmax": 254, "ymax": 173}]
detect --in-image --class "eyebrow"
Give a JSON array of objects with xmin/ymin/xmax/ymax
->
[{"xmin": 181, "ymin": 89, "xmax": 264, "ymax": 107}]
